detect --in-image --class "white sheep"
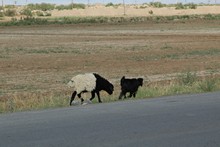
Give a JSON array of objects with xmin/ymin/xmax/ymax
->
[{"xmin": 67, "ymin": 73, "xmax": 114, "ymax": 105}]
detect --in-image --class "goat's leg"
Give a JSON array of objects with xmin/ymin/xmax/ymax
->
[
  {"xmin": 118, "ymin": 92, "xmax": 123, "ymax": 99},
  {"xmin": 133, "ymin": 92, "xmax": 137, "ymax": 98},
  {"xmin": 119, "ymin": 91, "xmax": 125, "ymax": 99}
]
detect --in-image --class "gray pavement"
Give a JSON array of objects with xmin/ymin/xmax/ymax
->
[{"xmin": 0, "ymin": 92, "xmax": 220, "ymax": 147}]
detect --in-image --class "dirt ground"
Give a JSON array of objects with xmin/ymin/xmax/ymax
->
[
  {"xmin": 51, "ymin": 5, "xmax": 220, "ymax": 17},
  {"xmin": 1, "ymin": 19, "xmax": 220, "ymax": 101}
]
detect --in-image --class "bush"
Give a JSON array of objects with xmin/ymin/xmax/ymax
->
[
  {"xmin": 175, "ymin": 3, "xmax": 185, "ymax": 9},
  {"xmin": 56, "ymin": 4, "xmax": 72, "ymax": 10},
  {"xmin": 0, "ymin": 17, "xmax": 49, "ymax": 26},
  {"xmin": 0, "ymin": 12, "xmax": 4, "ymax": 17},
  {"xmin": 199, "ymin": 77, "xmax": 217, "ymax": 92},
  {"xmin": 36, "ymin": 11, "xmax": 44, "ymax": 16},
  {"xmin": 175, "ymin": 3, "xmax": 197, "ymax": 9},
  {"xmin": 4, "ymin": 5, "xmax": 15, "ymax": 9},
  {"xmin": 20, "ymin": 8, "xmax": 33, "ymax": 17},
  {"xmin": 4, "ymin": 9, "xmax": 16, "ymax": 17},
  {"xmin": 149, "ymin": 2, "xmax": 166, "ymax": 8},
  {"xmin": 187, "ymin": 3, "xmax": 197, "ymax": 9},
  {"xmin": 45, "ymin": 12, "xmax": 51, "ymax": 16},
  {"xmin": 73, "ymin": 3, "xmax": 85, "ymax": 9},
  {"xmin": 179, "ymin": 72, "xmax": 197, "ymax": 86},
  {"xmin": 149, "ymin": 10, "xmax": 153, "ymax": 15},
  {"xmin": 27, "ymin": 3, "xmax": 55, "ymax": 11},
  {"xmin": 105, "ymin": 2, "xmax": 114, "ymax": 7},
  {"xmin": 56, "ymin": 3, "xmax": 85, "ymax": 10}
]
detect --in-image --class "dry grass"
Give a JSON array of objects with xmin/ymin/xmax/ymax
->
[
  {"xmin": 1, "ymin": 72, "xmax": 220, "ymax": 113},
  {"xmin": 0, "ymin": 19, "xmax": 220, "ymax": 113}
]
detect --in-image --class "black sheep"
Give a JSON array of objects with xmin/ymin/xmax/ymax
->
[{"xmin": 118, "ymin": 76, "xmax": 143, "ymax": 99}]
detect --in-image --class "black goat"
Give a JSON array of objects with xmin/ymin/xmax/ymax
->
[{"xmin": 119, "ymin": 76, "xmax": 143, "ymax": 99}]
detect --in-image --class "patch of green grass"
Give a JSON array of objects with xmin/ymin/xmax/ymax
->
[
  {"xmin": 3, "ymin": 47, "xmax": 71, "ymax": 54},
  {"xmin": 1, "ymin": 73, "xmax": 220, "ymax": 113},
  {"xmin": 126, "ymin": 47, "xmax": 220, "ymax": 62},
  {"xmin": 163, "ymin": 53, "xmax": 180, "ymax": 59},
  {"xmin": 199, "ymin": 77, "xmax": 218, "ymax": 92},
  {"xmin": 56, "ymin": 4, "xmax": 85, "ymax": 10},
  {"xmin": 175, "ymin": 3, "xmax": 197, "ymax": 9},
  {"xmin": 1, "ymin": 14, "xmax": 220, "ymax": 26},
  {"xmin": 178, "ymin": 72, "xmax": 197, "ymax": 86},
  {"xmin": 27, "ymin": 47, "xmax": 69, "ymax": 54},
  {"xmin": 188, "ymin": 48, "xmax": 220, "ymax": 56},
  {"xmin": 120, "ymin": 77, "xmax": 220, "ymax": 102},
  {"xmin": 149, "ymin": 2, "xmax": 166, "ymax": 8},
  {"xmin": 27, "ymin": 3, "xmax": 56, "ymax": 11},
  {"xmin": 0, "ymin": 92, "xmax": 69, "ymax": 113},
  {"xmin": 160, "ymin": 43, "xmax": 173, "ymax": 50}
]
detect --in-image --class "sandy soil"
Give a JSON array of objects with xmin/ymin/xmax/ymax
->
[
  {"xmin": 1, "ymin": 19, "xmax": 220, "ymax": 101},
  {"xmin": 51, "ymin": 5, "xmax": 220, "ymax": 17},
  {"xmin": 1, "ymin": 5, "xmax": 220, "ymax": 105}
]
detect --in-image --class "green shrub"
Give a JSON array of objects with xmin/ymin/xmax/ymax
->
[
  {"xmin": 175, "ymin": 3, "xmax": 185, "ymax": 9},
  {"xmin": 175, "ymin": 3, "xmax": 197, "ymax": 9},
  {"xmin": 27, "ymin": 3, "xmax": 55, "ymax": 11},
  {"xmin": 56, "ymin": 3, "xmax": 86, "ymax": 10},
  {"xmin": 73, "ymin": 3, "xmax": 85, "ymax": 9},
  {"xmin": 0, "ymin": 6, "xmax": 4, "ymax": 11},
  {"xmin": 203, "ymin": 14, "xmax": 220, "ymax": 20},
  {"xmin": 149, "ymin": 10, "xmax": 153, "ymax": 15},
  {"xmin": 56, "ymin": 4, "xmax": 72, "ymax": 10},
  {"xmin": 179, "ymin": 72, "xmax": 197, "ymax": 86},
  {"xmin": 0, "ymin": 17, "xmax": 49, "ymax": 26},
  {"xmin": 106, "ymin": 2, "xmax": 114, "ymax": 7},
  {"xmin": 199, "ymin": 77, "xmax": 217, "ymax": 92},
  {"xmin": 139, "ymin": 5, "xmax": 148, "ymax": 9},
  {"xmin": 4, "ymin": 9, "xmax": 16, "ymax": 17},
  {"xmin": 4, "ymin": 5, "xmax": 15, "ymax": 9},
  {"xmin": 36, "ymin": 11, "xmax": 44, "ymax": 16},
  {"xmin": 0, "ymin": 12, "xmax": 4, "ymax": 17},
  {"xmin": 44, "ymin": 12, "xmax": 51, "ymax": 17},
  {"xmin": 149, "ymin": 2, "xmax": 166, "ymax": 8},
  {"xmin": 20, "ymin": 8, "xmax": 33, "ymax": 17},
  {"xmin": 186, "ymin": 3, "xmax": 197, "ymax": 9}
]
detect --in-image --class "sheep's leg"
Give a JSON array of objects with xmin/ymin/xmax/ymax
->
[
  {"xmin": 70, "ymin": 91, "xmax": 77, "ymax": 106},
  {"xmin": 129, "ymin": 92, "xmax": 133, "ymax": 98},
  {"xmin": 96, "ymin": 91, "xmax": 102, "ymax": 103},
  {"xmin": 89, "ymin": 91, "xmax": 96, "ymax": 101},
  {"xmin": 77, "ymin": 93, "xmax": 84, "ymax": 104}
]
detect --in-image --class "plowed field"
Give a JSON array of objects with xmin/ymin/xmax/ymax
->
[{"xmin": 1, "ymin": 20, "xmax": 220, "ymax": 101}]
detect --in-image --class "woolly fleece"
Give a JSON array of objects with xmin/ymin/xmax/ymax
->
[{"xmin": 67, "ymin": 73, "xmax": 96, "ymax": 94}]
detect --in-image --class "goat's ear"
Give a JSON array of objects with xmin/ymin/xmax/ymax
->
[
  {"xmin": 138, "ymin": 78, "xmax": 143, "ymax": 82},
  {"xmin": 138, "ymin": 78, "xmax": 144, "ymax": 86}
]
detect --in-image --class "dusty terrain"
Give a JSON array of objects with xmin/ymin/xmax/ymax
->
[
  {"xmin": 51, "ymin": 5, "xmax": 220, "ymax": 17},
  {"xmin": 1, "ymin": 18, "xmax": 220, "ymax": 104},
  {"xmin": 1, "ymin": 4, "xmax": 220, "ymax": 106}
]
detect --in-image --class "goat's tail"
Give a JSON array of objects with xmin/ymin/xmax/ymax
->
[{"xmin": 120, "ymin": 76, "xmax": 125, "ymax": 85}]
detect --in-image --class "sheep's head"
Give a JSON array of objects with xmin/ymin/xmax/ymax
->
[
  {"xmin": 67, "ymin": 79, "xmax": 75, "ymax": 88},
  {"xmin": 106, "ymin": 83, "xmax": 114, "ymax": 95}
]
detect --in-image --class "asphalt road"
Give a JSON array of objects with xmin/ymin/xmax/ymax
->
[{"xmin": 1, "ymin": 92, "xmax": 220, "ymax": 147}]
